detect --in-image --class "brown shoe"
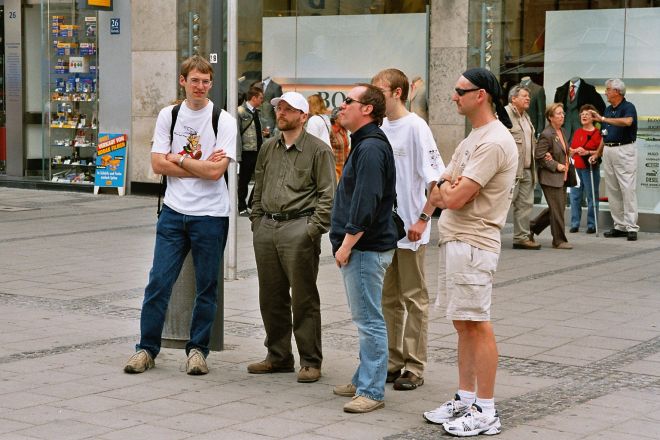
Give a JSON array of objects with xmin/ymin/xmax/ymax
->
[
  {"xmin": 247, "ymin": 360, "xmax": 294, "ymax": 374},
  {"xmin": 343, "ymin": 395, "xmax": 384, "ymax": 413},
  {"xmin": 333, "ymin": 383, "xmax": 357, "ymax": 397},
  {"xmin": 393, "ymin": 371, "xmax": 424, "ymax": 390},
  {"xmin": 512, "ymin": 239, "xmax": 541, "ymax": 250},
  {"xmin": 553, "ymin": 241, "xmax": 573, "ymax": 249},
  {"xmin": 297, "ymin": 366, "xmax": 321, "ymax": 383},
  {"xmin": 124, "ymin": 349, "xmax": 154, "ymax": 374}
]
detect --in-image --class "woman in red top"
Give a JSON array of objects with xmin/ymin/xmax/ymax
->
[{"xmin": 569, "ymin": 104, "xmax": 603, "ymax": 234}]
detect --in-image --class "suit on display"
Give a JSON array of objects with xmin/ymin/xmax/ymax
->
[
  {"xmin": 520, "ymin": 77, "xmax": 545, "ymax": 135},
  {"xmin": 260, "ymin": 77, "xmax": 283, "ymax": 133},
  {"xmin": 554, "ymin": 78, "xmax": 605, "ymax": 142}
]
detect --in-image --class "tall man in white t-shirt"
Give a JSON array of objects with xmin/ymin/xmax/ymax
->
[
  {"xmin": 424, "ymin": 68, "xmax": 517, "ymax": 437},
  {"xmin": 124, "ymin": 55, "xmax": 237, "ymax": 376},
  {"xmin": 371, "ymin": 68, "xmax": 444, "ymax": 391}
]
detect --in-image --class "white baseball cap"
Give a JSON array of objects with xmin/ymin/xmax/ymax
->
[{"xmin": 270, "ymin": 91, "xmax": 309, "ymax": 114}]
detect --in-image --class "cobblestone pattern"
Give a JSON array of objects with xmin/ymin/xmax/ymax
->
[{"xmin": 2, "ymin": 230, "xmax": 659, "ymax": 436}]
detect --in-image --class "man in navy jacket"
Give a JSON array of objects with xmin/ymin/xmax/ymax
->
[{"xmin": 330, "ymin": 83, "xmax": 399, "ymax": 414}]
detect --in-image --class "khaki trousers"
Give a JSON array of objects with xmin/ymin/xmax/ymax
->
[
  {"xmin": 603, "ymin": 143, "xmax": 639, "ymax": 232},
  {"xmin": 253, "ymin": 216, "xmax": 322, "ymax": 368},
  {"xmin": 382, "ymin": 246, "xmax": 429, "ymax": 377},
  {"xmin": 512, "ymin": 168, "xmax": 535, "ymax": 242}
]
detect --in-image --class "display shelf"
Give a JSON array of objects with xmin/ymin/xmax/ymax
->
[{"xmin": 44, "ymin": 5, "xmax": 98, "ymax": 185}]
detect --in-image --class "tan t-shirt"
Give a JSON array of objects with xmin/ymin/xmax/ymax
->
[{"xmin": 438, "ymin": 119, "xmax": 518, "ymax": 254}]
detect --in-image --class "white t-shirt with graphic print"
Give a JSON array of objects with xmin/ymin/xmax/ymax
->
[{"xmin": 151, "ymin": 100, "xmax": 237, "ymax": 217}]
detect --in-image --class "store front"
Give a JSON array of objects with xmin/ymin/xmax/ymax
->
[{"xmin": 459, "ymin": 0, "xmax": 659, "ymax": 219}]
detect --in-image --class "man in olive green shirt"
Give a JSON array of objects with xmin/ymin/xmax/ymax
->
[{"xmin": 247, "ymin": 92, "xmax": 336, "ymax": 383}]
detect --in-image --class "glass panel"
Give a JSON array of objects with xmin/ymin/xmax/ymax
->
[
  {"xmin": 467, "ymin": 0, "xmax": 660, "ymax": 213},
  {"xmin": 43, "ymin": 0, "xmax": 99, "ymax": 184}
]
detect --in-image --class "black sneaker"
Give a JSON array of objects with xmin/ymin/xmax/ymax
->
[
  {"xmin": 627, "ymin": 231, "xmax": 637, "ymax": 241},
  {"xmin": 586, "ymin": 227, "xmax": 596, "ymax": 234},
  {"xmin": 386, "ymin": 369, "xmax": 402, "ymax": 383},
  {"xmin": 604, "ymin": 229, "xmax": 627, "ymax": 238},
  {"xmin": 569, "ymin": 227, "xmax": 579, "ymax": 233}
]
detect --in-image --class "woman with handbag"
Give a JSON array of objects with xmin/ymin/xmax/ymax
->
[
  {"xmin": 568, "ymin": 104, "xmax": 603, "ymax": 234},
  {"xmin": 530, "ymin": 103, "xmax": 576, "ymax": 249}
]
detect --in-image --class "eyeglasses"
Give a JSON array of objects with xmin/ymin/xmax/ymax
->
[
  {"xmin": 343, "ymin": 97, "xmax": 366, "ymax": 105},
  {"xmin": 188, "ymin": 78, "xmax": 212, "ymax": 87},
  {"xmin": 454, "ymin": 87, "xmax": 481, "ymax": 96}
]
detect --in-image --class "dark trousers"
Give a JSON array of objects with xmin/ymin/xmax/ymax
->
[
  {"xmin": 252, "ymin": 216, "xmax": 323, "ymax": 368},
  {"xmin": 531, "ymin": 185, "xmax": 568, "ymax": 246},
  {"xmin": 238, "ymin": 151, "xmax": 258, "ymax": 211}
]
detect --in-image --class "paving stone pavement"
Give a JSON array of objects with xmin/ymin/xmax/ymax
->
[{"xmin": 0, "ymin": 187, "xmax": 659, "ymax": 440}]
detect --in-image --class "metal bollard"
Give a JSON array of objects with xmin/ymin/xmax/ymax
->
[{"xmin": 162, "ymin": 252, "xmax": 224, "ymax": 351}]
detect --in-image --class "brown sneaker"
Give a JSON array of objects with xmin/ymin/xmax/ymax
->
[
  {"xmin": 123, "ymin": 349, "xmax": 154, "ymax": 374},
  {"xmin": 552, "ymin": 241, "xmax": 573, "ymax": 249},
  {"xmin": 333, "ymin": 383, "xmax": 357, "ymax": 397},
  {"xmin": 393, "ymin": 371, "xmax": 424, "ymax": 390},
  {"xmin": 186, "ymin": 348, "xmax": 209, "ymax": 375},
  {"xmin": 343, "ymin": 395, "xmax": 384, "ymax": 413},
  {"xmin": 512, "ymin": 239, "xmax": 541, "ymax": 250},
  {"xmin": 247, "ymin": 360, "xmax": 295, "ymax": 374},
  {"xmin": 297, "ymin": 366, "xmax": 321, "ymax": 383}
]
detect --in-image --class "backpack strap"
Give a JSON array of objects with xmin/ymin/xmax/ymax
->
[{"xmin": 212, "ymin": 104, "xmax": 221, "ymax": 137}]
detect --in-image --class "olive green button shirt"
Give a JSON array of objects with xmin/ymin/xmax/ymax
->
[{"xmin": 250, "ymin": 129, "xmax": 336, "ymax": 236}]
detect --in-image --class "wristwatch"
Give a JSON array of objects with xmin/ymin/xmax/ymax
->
[
  {"xmin": 436, "ymin": 178, "xmax": 448, "ymax": 189},
  {"xmin": 419, "ymin": 212, "xmax": 431, "ymax": 222},
  {"xmin": 178, "ymin": 155, "xmax": 186, "ymax": 166}
]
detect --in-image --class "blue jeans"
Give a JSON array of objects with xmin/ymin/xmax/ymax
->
[
  {"xmin": 340, "ymin": 249, "xmax": 394, "ymax": 401},
  {"xmin": 570, "ymin": 165, "xmax": 600, "ymax": 230},
  {"xmin": 137, "ymin": 205, "xmax": 228, "ymax": 358}
]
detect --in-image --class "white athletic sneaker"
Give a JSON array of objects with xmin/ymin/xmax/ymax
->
[
  {"xmin": 423, "ymin": 394, "xmax": 471, "ymax": 424},
  {"xmin": 442, "ymin": 404, "xmax": 501, "ymax": 437}
]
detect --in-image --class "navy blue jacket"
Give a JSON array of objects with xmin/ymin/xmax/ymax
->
[{"xmin": 330, "ymin": 122, "xmax": 399, "ymax": 254}]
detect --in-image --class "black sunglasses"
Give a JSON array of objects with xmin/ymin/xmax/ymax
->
[
  {"xmin": 454, "ymin": 87, "xmax": 481, "ymax": 96},
  {"xmin": 344, "ymin": 97, "xmax": 367, "ymax": 105}
]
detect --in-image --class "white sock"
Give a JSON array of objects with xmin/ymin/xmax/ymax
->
[
  {"xmin": 475, "ymin": 397, "xmax": 496, "ymax": 417},
  {"xmin": 457, "ymin": 389, "xmax": 476, "ymax": 405}
]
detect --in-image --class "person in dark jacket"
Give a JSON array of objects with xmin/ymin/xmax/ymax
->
[
  {"xmin": 554, "ymin": 78, "xmax": 605, "ymax": 142},
  {"xmin": 330, "ymin": 83, "xmax": 399, "ymax": 414}
]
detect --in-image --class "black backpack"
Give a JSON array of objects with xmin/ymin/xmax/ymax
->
[{"xmin": 157, "ymin": 103, "xmax": 223, "ymax": 216}]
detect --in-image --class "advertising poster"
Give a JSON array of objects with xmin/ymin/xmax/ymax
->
[{"xmin": 94, "ymin": 133, "xmax": 127, "ymax": 190}]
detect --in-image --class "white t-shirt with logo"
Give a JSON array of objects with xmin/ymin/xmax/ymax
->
[
  {"xmin": 438, "ymin": 119, "xmax": 518, "ymax": 254},
  {"xmin": 306, "ymin": 114, "xmax": 332, "ymax": 147},
  {"xmin": 381, "ymin": 112, "xmax": 445, "ymax": 251},
  {"xmin": 151, "ymin": 100, "xmax": 237, "ymax": 217}
]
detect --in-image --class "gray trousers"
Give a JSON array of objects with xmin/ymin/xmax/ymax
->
[
  {"xmin": 253, "ymin": 216, "xmax": 323, "ymax": 368},
  {"xmin": 531, "ymin": 185, "xmax": 568, "ymax": 247},
  {"xmin": 603, "ymin": 143, "xmax": 639, "ymax": 232}
]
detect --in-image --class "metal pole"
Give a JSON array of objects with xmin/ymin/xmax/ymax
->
[
  {"xmin": 590, "ymin": 161, "xmax": 599, "ymax": 236},
  {"xmin": 225, "ymin": 0, "xmax": 238, "ymax": 280}
]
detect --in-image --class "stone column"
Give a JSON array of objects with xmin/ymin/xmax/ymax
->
[
  {"xmin": 428, "ymin": 0, "xmax": 469, "ymax": 164},
  {"xmin": 130, "ymin": 0, "xmax": 178, "ymax": 184}
]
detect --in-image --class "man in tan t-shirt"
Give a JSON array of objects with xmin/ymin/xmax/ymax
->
[{"xmin": 424, "ymin": 68, "xmax": 517, "ymax": 437}]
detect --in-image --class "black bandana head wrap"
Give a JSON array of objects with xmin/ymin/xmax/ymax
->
[{"xmin": 462, "ymin": 68, "xmax": 512, "ymax": 129}]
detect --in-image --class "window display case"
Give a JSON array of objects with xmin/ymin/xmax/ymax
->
[{"xmin": 43, "ymin": 5, "xmax": 98, "ymax": 184}]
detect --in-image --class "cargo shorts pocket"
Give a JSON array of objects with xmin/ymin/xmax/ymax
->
[{"xmin": 449, "ymin": 272, "xmax": 492, "ymax": 318}]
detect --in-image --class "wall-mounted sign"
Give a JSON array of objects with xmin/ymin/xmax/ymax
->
[{"xmin": 110, "ymin": 18, "xmax": 120, "ymax": 35}]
